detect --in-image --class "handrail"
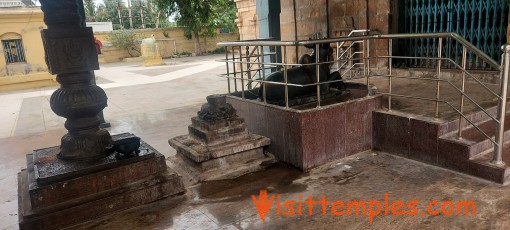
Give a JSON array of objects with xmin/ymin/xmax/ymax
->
[
  {"xmin": 218, "ymin": 31, "xmax": 510, "ymax": 167},
  {"xmin": 218, "ymin": 32, "xmax": 500, "ymax": 70},
  {"xmin": 218, "ymin": 33, "xmax": 508, "ymax": 167},
  {"xmin": 380, "ymin": 92, "xmax": 498, "ymax": 146},
  {"xmin": 336, "ymin": 30, "xmax": 369, "ymax": 51}
]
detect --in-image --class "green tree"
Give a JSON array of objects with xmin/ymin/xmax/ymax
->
[
  {"xmin": 107, "ymin": 30, "xmax": 141, "ymax": 57},
  {"xmin": 95, "ymin": 0, "xmax": 169, "ymax": 29},
  {"xmin": 96, "ymin": 0, "xmax": 126, "ymax": 29},
  {"xmin": 154, "ymin": 0, "xmax": 237, "ymax": 55},
  {"xmin": 129, "ymin": 0, "xmax": 170, "ymax": 29},
  {"xmin": 210, "ymin": 0, "xmax": 237, "ymax": 32},
  {"xmin": 84, "ymin": 0, "xmax": 96, "ymax": 22}
]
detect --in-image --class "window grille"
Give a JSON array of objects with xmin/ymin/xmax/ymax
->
[{"xmin": 2, "ymin": 39, "xmax": 26, "ymax": 64}]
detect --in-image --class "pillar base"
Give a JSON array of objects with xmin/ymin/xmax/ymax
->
[{"xmin": 18, "ymin": 133, "xmax": 184, "ymax": 230}]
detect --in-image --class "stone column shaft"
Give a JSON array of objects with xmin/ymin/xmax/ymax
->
[{"xmin": 40, "ymin": 0, "xmax": 112, "ymax": 161}]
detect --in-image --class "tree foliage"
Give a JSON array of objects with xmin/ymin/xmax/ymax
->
[
  {"xmin": 84, "ymin": 0, "xmax": 96, "ymax": 22},
  {"xmin": 93, "ymin": 0, "xmax": 170, "ymax": 29},
  {"xmin": 154, "ymin": 0, "xmax": 237, "ymax": 55},
  {"xmin": 107, "ymin": 30, "xmax": 141, "ymax": 57}
]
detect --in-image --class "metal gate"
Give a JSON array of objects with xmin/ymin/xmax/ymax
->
[{"xmin": 398, "ymin": 0, "xmax": 508, "ymax": 69}]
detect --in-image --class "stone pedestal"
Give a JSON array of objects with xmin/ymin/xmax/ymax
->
[
  {"xmin": 141, "ymin": 42, "xmax": 163, "ymax": 67},
  {"xmin": 143, "ymin": 55, "xmax": 164, "ymax": 67},
  {"xmin": 18, "ymin": 133, "xmax": 185, "ymax": 230},
  {"xmin": 169, "ymin": 95, "xmax": 271, "ymax": 182}
]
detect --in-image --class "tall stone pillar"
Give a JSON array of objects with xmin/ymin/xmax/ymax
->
[
  {"xmin": 40, "ymin": 0, "xmax": 112, "ymax": 161},
  {"xmin": 17, "ymin": 2, "xmax": 185, "ymax": 229}
]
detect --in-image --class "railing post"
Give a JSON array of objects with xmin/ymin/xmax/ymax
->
[
  {"xmin": 363, "ymin": 39, "xmax": 366, "ymax": 77},
  {"xmin": 366, "ymin": 39, "xmax": 371, "ymax": 96},
  {"xmin": 316, "ymin": 43, "xmax": 321, "ymax": 107},
  {"xmin": 231, "ymin": 46, "xmax": 238, "ymax": 92},
  {"xmin": 239, "ymin": 46, "xmax": 245, "ymax": 99},
  {"xmin": 225, "ymin": 47, "xmax": 231, "ymax": 95},
  {"xmin": 255, "ymin": 45, "xmax": 261, "ymax": 90},
  {"xmin": 260, "ymin": 46, "xmax": 267, "ymax": 104},
  {"xmin": 435, "ymin": 38, "xmax": 443, "ymax": 118},
  {"xmin": 388, "ymin": 39, "xmax": 393, "ymax": 110},
  {"xmin": 349, "ymin": 47, "xmax": 353, "ymax": 79},
  {"xmin": 336, "ymin": 41, "xmax": 340, "ymax": 70},
  {"xmin": 457, "ymin": 46, "xmax": 467, "ymax": 138},
  {"xmin": 246, "ymin": 46, "xmax": 252, "ymax": 90},
  {"xmin": 284, "ymin": 46, "xmax": 289, "ymax": 108},
  {"xmin": 492, "ymin": 45, "xmax": 510, "ymax": 166}
]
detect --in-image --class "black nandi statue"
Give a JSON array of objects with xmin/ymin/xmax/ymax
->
[{"xmin": 258, "ymin": 43, "xmax": 339, "ymax": 102}]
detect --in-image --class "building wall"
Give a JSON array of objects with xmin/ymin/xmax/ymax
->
[
  {"xmin": 234, "ymin": 0, "xmax": 259, "ymax": 40},
  {"xmin": 233, "ymin": 0, "xmax": 392, "ymax": 65},
  {"xmin": 94, "ymin": 28, "xmax": 239, "ymax": 63},
  {"xmin": 0, "ymin": 7, "xmax": 56, "ymax": 90},
  {"xmin": 279, "ymin": 0, "xmax": 390, "ymax": 65}
]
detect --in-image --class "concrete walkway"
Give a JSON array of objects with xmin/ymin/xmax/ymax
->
[
  {"xmin": 0, "ymin": 54, "xmax": 227, "ymax": 152},
  {"xmin": 1, "ymin": 55, "xmax": 510, "ymax": 229}
]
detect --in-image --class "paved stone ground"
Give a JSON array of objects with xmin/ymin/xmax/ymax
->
[{"xmin": 1, "ymin": 55, "xmax": 510, "ymax": 229}]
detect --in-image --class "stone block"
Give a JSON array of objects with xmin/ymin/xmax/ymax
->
[
  {"xmin": 143, "ymin": 56, "xmax": 164, "ymax": 67},
  {"xmin": 168, "ymin": 95, "xmax": 272, "ymax": 182},
  {"xmin": 18, "ymin": 133, "xmax": 184, "ymax": 230},
  {"xmin": 169, "ymin": 134, "xmax": 270, "ymax": 163}
]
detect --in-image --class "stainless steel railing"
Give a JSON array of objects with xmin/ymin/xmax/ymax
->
[
  {"xmin": 217, "ymin": 32, "xmax": 508, "ymax": 166},
  {"xmin": 335, "ymin": 29, "xmax": 369, "ymax": 78}
]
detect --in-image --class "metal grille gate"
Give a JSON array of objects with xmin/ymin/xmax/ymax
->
[
  {"xmin": 398, "ymin": 0, "xmax": 508, "ymax": 69},
  {"xmin": 2, "ymin": 39, "xmax": 26, "ymax": 64}
]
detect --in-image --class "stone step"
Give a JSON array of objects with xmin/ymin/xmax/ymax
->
[
  {"xmin": 439, "ymin": 113, "xmax": 510, "ymax": 160},
  {"xmin": 373, "ymin": 108, "xmax": 510, "ymax": 184},
  {"xmin": 169, "ymin": 134, "xmax": 270, "ymax": 163},
  {"xmin": 437, "ymin": 101, "xmax": 510, "ymax": 137},
  {"xmin": 18, "ymin": 133, "xmax": 185, "ymax": 230},
  {"xmin": 188, "ymin": 123, "xmax": 249, "ymax": 146},
  {"xmin": 167, "ymin": 149, "xmax": 275, "ymax": 184},
  {"xmin": 467, "ymin": 141, "xmax": 510, "ymax": 185},
  {"xmin": 18, "ymin": 169, "xmax": 184, "ymax": 230}
]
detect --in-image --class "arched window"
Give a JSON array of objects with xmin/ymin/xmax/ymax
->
[{"xmin": 1, "ymin": 33, "xmax": 26, "ymax": 64}]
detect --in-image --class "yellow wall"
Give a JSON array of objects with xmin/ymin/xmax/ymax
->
[
  {"xmin": 0, "ymin": 7, "xmax": 56, "ymax": 90},
  {"xmin": 95, "ymin": 28, "xmax": 239, "ymax": 63}
]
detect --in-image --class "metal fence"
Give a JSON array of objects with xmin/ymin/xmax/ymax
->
[{"xmin": 217, "ymin": 32, "xmax": 509, "ymax": 167}]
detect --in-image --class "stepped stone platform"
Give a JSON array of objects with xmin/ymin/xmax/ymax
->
[
  {"xmin": 228, "ymin": 87, "xmax": 383, "ymax": 170},
  {"xmin": 365, "ymin": 76, "xmax": 510, "ymax": 184},
  {"xmin": 227, "ymin": 75, "xmax": 510, "ymax": 184},
  {"xmin": 18, "ymin": 133, "xmax": 184, "ymax": 230},
  {"xmin": 169, "ymin": 95, "xmax": 272, "ymax": 183}
]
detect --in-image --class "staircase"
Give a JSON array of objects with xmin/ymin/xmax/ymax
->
[
  {"xmin": 217, "ymin": 32, "xmax": 510, "ymax": 184},
  {"xmin": 373, "ymin": 101, "xmax": 510, "ymax": 184}
]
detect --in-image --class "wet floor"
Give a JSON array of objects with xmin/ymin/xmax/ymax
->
[
  {"xmin": 1, "ymin": 56, "xmax": 510, "ymax": 229},
  {"xmin": 67, "ymin": 150, "xmax": 510, "ymax": 230}
]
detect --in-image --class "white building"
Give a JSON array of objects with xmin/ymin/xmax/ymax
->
[
  {"xmin": 86, "ymin": 22, "xmax": 114, "ymax": 32},
  {"xmin": 0, "ymin": 0, "xmax": 34, "ymax": 7}
]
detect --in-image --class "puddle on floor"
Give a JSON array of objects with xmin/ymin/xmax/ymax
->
[{"xmin": 190, "ymin": 163, "xmax": 308, "ymax": 203}]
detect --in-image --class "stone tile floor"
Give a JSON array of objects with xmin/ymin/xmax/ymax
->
[{"xmin": 1, "ymin": 55, "xmax": 510, "ymax": 229}]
